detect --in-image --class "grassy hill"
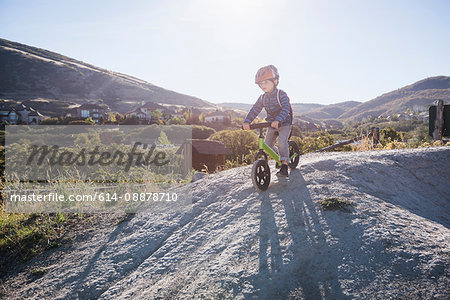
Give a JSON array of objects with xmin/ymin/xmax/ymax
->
[
  {"xmin": 0, "ymin": 38, "xmax": 216, "ymax": 115},
  {"xmin": 339, "ymin": 76, "xmax": 450, "ymax": 121}
]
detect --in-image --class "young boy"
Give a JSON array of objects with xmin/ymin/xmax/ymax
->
[{"xmin": 243, "ymin": 65, "xmax": 293, "ymax": 177}]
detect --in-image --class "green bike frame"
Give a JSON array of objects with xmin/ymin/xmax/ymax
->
[
  {"xmin": 257, "ymin": 133, "xmax": 298, "ymax": 164},
  {"xmin": 259, "ymin": 137, "xmax": 279, "ymax": 162}
]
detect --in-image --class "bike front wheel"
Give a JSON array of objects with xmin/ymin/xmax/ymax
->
[{"xmin": 251, "ymin": 159, "xmax": 271, "ymax": 191}]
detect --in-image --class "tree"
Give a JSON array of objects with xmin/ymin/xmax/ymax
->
[
  {"xmin": 168, "ymin": 116, "xmax": 186, "ymax": 125},
  {"xmin": 199, "ymin": 113, "xmax": 205, "ymax": 123},
  {"xmin": 380, "ymin": 127, "xmax": 404, "ymax": 145},
  {"xmin": 291, "ymin": 125, "xmax": 303, "ymax": 138},
  {"xmin": 106, "ymin": 113, "xmax": 117, "ymax": 123},
  {"xmin": 210, "ymin": 130, "xmax": 258, "ymax": 163},
  {"xmin": 223, "ymin": 117, "xmax": 231, "ymax": 126},
  {"xmin": 151, "ymin": 110, "xmax": 162, "ymax": 122},
  {"xmin": 234, "ymin": 117, "xmax": 244, "ymax": 125},
  {"xmin": 186, "ymin": 114, "xmax": 201, "ymax": 125},
  {"xmin": 291, "ymin": 131, "xmax": 334, "ymax": 154},
  {"xmin": 191, "ymin": 125, "xmax": 216, "ymax": 139},
  {"xmin": 74, "ymin": 133, "xmax": 89, "ymax": 146},
  {"xmin": 158, "ymin": 131, "xmax": 171, "ymax": 145},
  {"xmin": 120, "ymin": 116, "xmax": 140, "ymax": 125}
]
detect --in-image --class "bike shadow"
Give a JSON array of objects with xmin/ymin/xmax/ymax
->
[{"xmin": 249, "ymin": 169, "xmax": 352, "ymax": 299}]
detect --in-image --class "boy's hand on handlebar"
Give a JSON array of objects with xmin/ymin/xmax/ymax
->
[
  {"xmin": 242, "ymin": 123, "xmax": 250, "ymax": 130},
  {"xmin": 271, "ymin": 121, "xmax": 279, "ymax": 129}
]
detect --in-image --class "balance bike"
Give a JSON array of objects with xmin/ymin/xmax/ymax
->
[{"xmin": 246, "ymin": 122, "xmax": 300, "ymax": 190}]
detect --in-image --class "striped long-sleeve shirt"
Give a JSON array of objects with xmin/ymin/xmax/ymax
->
[{"xmin": 244, "ymin": 88, "xmax": 292, "ymax": 126}]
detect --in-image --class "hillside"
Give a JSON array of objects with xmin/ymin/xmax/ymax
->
[
  {"xmin": 221, "ymin": 77, "xmax": 449, "ymax": 123},
  {"xmin": 339, "ymin": 76, "xmax": 450, "ymax": 121},
  {"xmin": 300, "ymin": 101, "xmax": 361, "ymax": 120},
  {"xmin": 2, "ymin": 147, "xmax": 449, "ymax": 299},
  {"xmin": 218, "ymin": 103, "xmax": 255, "ymax": 111},
  {"xmin": 291, "ymin": 103, "xmax": 325, "ymax": 116},
  {"xmin": 0, "ymin": 38, "xmax": 216, "ymax": 115}
]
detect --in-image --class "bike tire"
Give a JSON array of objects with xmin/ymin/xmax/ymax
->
[
  {"xmin": 288, "ymin": 140, "xmax": 300, "ymax": 169},
  {"xmin": 251, "ymin": 159, "xmax": 271, "ymax": 191}
]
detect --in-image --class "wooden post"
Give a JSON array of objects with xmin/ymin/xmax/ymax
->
[
  {"xmin": 433, "ymin": 100, "xmax": 444, "ymax": 141},
  {"xmin": 183, "ymin": 141, "xmax": 192, "ymax": 176},
  {"xmin": 371, "ymin": 127, "xmax": 380, "ymax": 146}
]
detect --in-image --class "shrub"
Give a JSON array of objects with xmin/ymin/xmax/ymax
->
[
  {"xmin": 384, "ymin": 141, "xmax": 408, "ymax": 150},
  {"xmin": 31, "ymin": 267, "xmax": 49, "ymax": 276},
  {"xmin": 40, "ymin": 117, "xmax": 60, "ymax": 125},
  {"xmin": 68, "ymin": 118, "xmax": 95, "ymax": 125},
  {"xmin": 191, "ymin": 125, "xmax": 216, "ymax": 139},
  {"xmin": 210, "ymin": 129, "xmax": 258, "ymax": 163},
  {"xmin": 291, "ymin": 131, "xmax": 334, "ymax": 154},
  {"xmin": 167, "ymin": 116, "xmax": 186, "ymax": 125},
  {"xmin": 319, "ymin": 197, "xmax": 352, "ymax": 212},
  {"xmin": 380, "ymin": 127, "xmax": 404, "ymax": 146}
]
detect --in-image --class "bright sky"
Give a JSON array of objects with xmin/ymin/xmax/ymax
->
[{"xmin": 0, "ymin": 0, "xmax": 449, "ymax": 105}]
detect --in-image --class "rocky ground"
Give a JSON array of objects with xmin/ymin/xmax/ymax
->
[{"xmin": 1, "ymin": 147, "xmax": 449, "ymax": 299}]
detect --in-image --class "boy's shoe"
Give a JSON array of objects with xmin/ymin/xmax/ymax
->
[{"xmin": 276, "ymin": 164, "xmax": 289, "ymax": 177}]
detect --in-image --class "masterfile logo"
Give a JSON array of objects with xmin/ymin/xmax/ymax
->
[{"xmin": 3, "ymin": 125, "xmax": 193, "ymax": 213}]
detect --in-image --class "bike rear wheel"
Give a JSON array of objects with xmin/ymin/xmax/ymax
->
[
  {"xmin": 288, "ymin": 140, "xmax": 300, "ymax": 169},
  {"xmin": 251, "ymin": 159, "xmax": 271, "ymax": 190}
]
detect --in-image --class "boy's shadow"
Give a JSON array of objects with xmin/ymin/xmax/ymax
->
[
  {"xmin": 250, "ymin": 169, "xmax": 350, "ymax": 299},
  {"xmin": 259, "ymin": 195, "xmax": 283, "ymax": 274}
]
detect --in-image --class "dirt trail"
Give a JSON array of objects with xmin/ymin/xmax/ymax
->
[{"xmin": 2, "ymin": 147, "xmax": 450, "ymax": 299}]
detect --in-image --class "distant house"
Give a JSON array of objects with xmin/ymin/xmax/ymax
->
[
  {"xmin": 181, "ymin": 107, "xmax": 203, "ymax": 116},
  {"xmin": 224, "ymin": 109, "xmax": 245, "ymax": 120},
  {"xmin": 417, "ymin": 111, "xmax": 429, "ymax": 122},
  {"xmin": 125, "ymin": 101, "xmax": 166, "ymax": 121},
  {"xmin": 170, "ymin": 109, "xmax": 185, "ymax": 119},
  {"xmin": 140, "ymin": 101, "xmax": 165, "ymax": 116},
  {"xmin": 397, "ymin": 113, "xmax": 412, "ymax": 121},
  {"xmin": 66, "ymin": 103, "xmax": 106, "ymax": 123},
  {"xmin": 205, "ymin": 110, "xmax": 230, "ymax": 123},
  {"xmin": 176, "ymin": 139, "xmax": 232, "ymax": 174},
  {"xmin": 28, "ymin": 110, "xmax": 43, "ymax": 124},
  {"xmin": 0, "ymin": 102, "xmax": 44, "ymax": 124},
  {"xmin": 161, "ymin": 108, "xmax": 177, "ymax": 121},
  {"xmin": 125, "ymin": 107, "xmax": 147, "ymax": 120}
]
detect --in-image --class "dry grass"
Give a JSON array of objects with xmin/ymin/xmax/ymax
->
[{"xmin": 353, "ymin": 130, "xmax": 375, "ymax": 152}]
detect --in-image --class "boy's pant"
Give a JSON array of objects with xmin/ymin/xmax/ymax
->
[{"xmin": 265, "ymin": 125, "xmax": 292, "ymax": 162}]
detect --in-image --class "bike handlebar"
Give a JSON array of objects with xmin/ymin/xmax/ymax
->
[{"xmin": 242, "ymin": 122, "xmax": 272, "ymax": 130}]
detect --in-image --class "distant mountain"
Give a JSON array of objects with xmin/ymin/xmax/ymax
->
[
  {"xmin": 291, "ymin": 103, "xmax": 325, "ymax": 115},
  {"xmin": 0, "ymin": 38, "xmax": 216, "ymax": 116},
  {"xmin": 3, "ymin": 38, "xmax": 446, "ymax": 121},
  {"xmin": 218, "ymin": 103, "xmax": 253, "ymax": 111},
  {"xmin": 300, "ymin": 101, "xmax": 361, "ymax": 120},
  {"xmin": 219, "ymin": 102, "xmax": 324, "ymax": 116},
  {"xmin": 221, "ymin": 77, "xmax": 450, "ymax": 123},
  {"xmin": 339, "ymin": 76, "xmax": 450, "ymax": 121}
]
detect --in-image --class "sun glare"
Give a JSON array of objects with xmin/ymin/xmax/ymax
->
[{"xmin": 183, "ymin": 0, "xmax": 285, "ymax": 50}]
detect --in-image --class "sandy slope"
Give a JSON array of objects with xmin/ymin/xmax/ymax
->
[{"xmin": 3, "ymin": 147, "xmax": 450, "ymax": 299}]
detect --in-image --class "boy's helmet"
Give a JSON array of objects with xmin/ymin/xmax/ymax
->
[{"xmin": 255, "ymin": 65, "xmax": 279, "ymax": 84}]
